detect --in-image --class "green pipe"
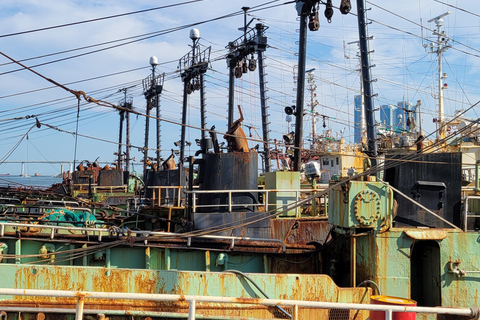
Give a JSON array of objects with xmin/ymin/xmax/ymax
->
[{"xmin": 105, "ymin": 249, "xmax": 111, "ymax": 276}]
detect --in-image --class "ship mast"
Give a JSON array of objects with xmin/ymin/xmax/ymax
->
[
  {"xmin": 356, "ymin": 0, "xmax": 377, "ymax": 166},
  {"xmin": 427, "ymin": 11, "xmax": 451, "ymax": 141}
]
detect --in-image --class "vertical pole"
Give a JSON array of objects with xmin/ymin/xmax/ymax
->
[
  {"xmin": 293, "ymin": 8, "xmax": 308, "ymax": 172},
  {"xmin": 308, "ymin": 72, "xmax": 317, "ymax": 150},
  {"xmin": 200, "ymin": 74, "xmax": 207, "ymax": 139},
  {"xmin": 73, "ymin": 99, "xmax": 80, "ymax": 172},
  {"xmin": 356, "ymin": 0, "xmax": 377, "ymax": 167},
  {"xmin": 228, "ymin": 65, "xmax": 235, "ymax": 129},
  {"xmin": 351, "ymin": 236, "xmax": 356, "ymax": 287},
  {"xmin": 125, "ymin": 99, "xmax": 131, "ymax": 172},
  {"xmin": 156, "ymin": 90, "xmax": 161, "ymax": 166},
  {"xmin": 117, "ymin": 110, "xmax": 124, "ymax": 169},
  {"xmin": 437, "ymin": 26, "xmax": 445, "ymax": 140},
  {"xmin": 188, "ymin": 299, "xmax": 196, "ymax": 320},
  {"xmin": 75, "ymin": 296, "xmax": 85, "ymax": 320},
  {"xmin": 179, "ymin": 80, "xmax": 188, "ymax": 176},
  {"xmin": 154, "ymin": 69, "xmax": 161, "ymax": 167},
  {"xmin": 257, "ymin": 23, "xmax": 271, "ymax": 173},
  {"xmin": 143, "ymin": 101, "xmax": 151, "ymax": 182}
]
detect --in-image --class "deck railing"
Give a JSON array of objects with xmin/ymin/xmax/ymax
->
[{"xmin": 0, "ymin": 288, "xmax": 476, "ymax": 320}]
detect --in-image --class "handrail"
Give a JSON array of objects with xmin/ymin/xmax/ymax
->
[
  {"xmin": 463, "ymin": 195, "xmax": 480, "ymax": 231},
  {"xmin": 0, "ymin": 288, "xmax": 476, "ymax": 320},
  {"xmin": 185, "ymin": 188, "xmax": 325, "ymax": 216},
  {"xmin": 0, "ymin": 222, "xmax": 285, "ymax": 252}
]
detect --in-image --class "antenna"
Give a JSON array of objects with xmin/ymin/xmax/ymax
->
[
  {"xmin": 426, "ymin": 11, "xmax": 451, "ymax": 141},
  {"xmin": 427, "ymin": 11, "xmax": 451, "ymax": 23},
  {"xmin": 420, "ymin": 18, "xmax": 428, "ymax": 49}
]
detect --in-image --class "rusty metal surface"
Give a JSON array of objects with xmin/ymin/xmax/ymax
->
[
  {"xmin": 404, "ymin": 230, "xmax": 448, "ymax": 240},
  {"xmin": 97, "ymin": 170, "xmax": 123, "ymax": 187},
  {"xmin": 0, "ymin": 266, "xmax": 371, "ymax": 320},
  {"xmin": 197, "ymin": 152, "xmax": 258, "ymax": 212},
  {"xmin": 270, "ymin": 217, "xmax": 330, "ymax": 247}
]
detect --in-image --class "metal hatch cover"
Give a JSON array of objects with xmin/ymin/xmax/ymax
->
[{"xmin": 404, "ymin": 229, "xmax": 448, "ymax": 240}]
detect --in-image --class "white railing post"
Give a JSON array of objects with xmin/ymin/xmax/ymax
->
[
  {"xmin": 385, "ymin": 309, "xmax": 393, "ymax": 320},
  {"xmin": 192, "ymin": 190, "xmax": 197, "ymax": 213},
  {"xmin": 228, "ymin": 191, "xmax": 232, "ymax": 212},
  {"xmin": 75, "ymin": 295, "xmax": 84, "ymax": 320},
  {"xmin": 188, "ymin": 299, "xmax": 196, "ymax": 320},
  {"xmin": 292, "ymin": 304, "xmax": 298, "ymax": 320}
]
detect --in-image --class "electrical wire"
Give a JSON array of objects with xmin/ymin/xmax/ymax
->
[{"xmin": 0, "ymin": 0, "xmax": 206, "ymax": 39}]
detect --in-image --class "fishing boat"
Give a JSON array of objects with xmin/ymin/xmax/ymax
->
[{"xmin": 0, "ymin": 1, "xmax": 478, "ymax": 320}]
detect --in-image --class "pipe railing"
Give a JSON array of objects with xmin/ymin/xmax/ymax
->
[
  {"xmin": 0, "ymin": 222, "xmax": 285, "ymax": 252},
  {"xmin": 185, "ymin": 188, "xmax": 325, "ymax": 217},
  {"xmin": 463, "ymin": 195, "xmax": 480, "ymax": 231},
  {"xmin": 0, "ymin": 288, "xmax": 476, "ymax": 320}
]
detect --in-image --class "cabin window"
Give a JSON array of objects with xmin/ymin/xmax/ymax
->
[
  {"xmin": 336, "ymin": 157, "xmax": 339, "ymax": 165},
  {"xmin": 323, "ymin": 159, "xmax": 329, "ymax": 166},
  {"xmin": 330, "ymin": 160, "xmax": 334, "ymax": 167}
]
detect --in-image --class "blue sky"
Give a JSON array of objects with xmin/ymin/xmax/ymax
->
[{"xmin": 0, "ymin": 0, "xmax": 479, "ymax": 176}]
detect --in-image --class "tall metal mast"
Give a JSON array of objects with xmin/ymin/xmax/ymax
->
[
  {"xmin": 292, "ymin": 0, "xmax": 351, "ymax": 170},
  {"xmin": 306, "ymin": 69, "xmax": 318, "ymax": 150},
  {"xmin": 142, "ymin": 56, "xmax": 165, "ymax": 182},
  {"xmin": 118, "ymin": 88, "xmax": 133, "ymax": 172},
  {"xmin": 427, "ymin": 11, "xmax": 451, "ymax": 141},
  {"xmin": 225, "ymin": 10, "xmax": 269, "ymax": 170},
  {"xmin": 292, "ymin": 3, "xmax": 308, "ymax": 172},
  {"xmin": 255, "ymin": 23, "xmax": 270, "ymax": 172},
  {"xmin": 178, "ymin": 28, "xmax": 211, "ymax": 174},
  {"xmin": 117, "ymin": 102, "xmax": 125, "ymax": 169},
  {"xmin": 356, "ymin": 0, "xmax": 377, "ymax": 166}
]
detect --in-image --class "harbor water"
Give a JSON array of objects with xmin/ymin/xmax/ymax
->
[{"xmin": 0, "ymin": 175, "xmax": 62, "ymax": 188}]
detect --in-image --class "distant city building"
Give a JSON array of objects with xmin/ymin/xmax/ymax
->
[
  {"xmin": 379, "ymin": 104, "xmax": 395, "ymax": 132},
  {"xmin": 354, "ymin": 95, "xmax": 362, "ymax": 143},
  {"xmin": 379, "ymin": 101, "xmax": 417, "ymax": 133},
  {"xmin": 395, "ymin": 101, "xmax": 415, "ymax": 131}
]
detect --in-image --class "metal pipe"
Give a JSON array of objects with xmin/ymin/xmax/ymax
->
[
  {"xmin": 225, "ymin": 269, "xmax": 291, "ymax": 319},
  {"xmin": 200, "ymin": 73, "xmax": 207, "ymax": 139},
  {"xmin": 227, "ymin": 65, "xmax": 235, "ymax": 129},
  {"xmin": 105, "ymin": 249, "xmax": 111, "ymax": 276},
  {"xmin": 357, "ymin": 279, "xmax": 381, "ymax": 295},
  {"xmin": 356, "ymin": 0, "xmax": 377, "ymax": 167},
  {"xmin": 0, "ymin": 288, "xmax": 475, "ymax": 318},
  {"xmin": 351, "ymin": 236, "xmax": 356, "ymax": 287},
  {"xmin": 155, "ymin": 85, "xmax": 161, "ymax": 166},
  {"xmin": 293, "ymin": 7, "xmax": 308, "ymax": 171},
  {"xmin": 179, "ymin": 80, "xmax": 188, "ymax": 178},
  {"xmin": 75, "ymin": 295, "xmax": 84, "ymax": 320},
  {"xmin": 256, "ymin": 23, "xmax": 271, "ymax": 173},
  {"xmin": 188, "ymin": 299, "xmax": 196, "ymax": 320},
  {"xmin": 125, "ymin": 98, "xmax": 131, "ymax": 172},
  {"xmin": 0, "ymin": 308, "xmax": 254, "ymax": 320},
  {"xmin": 117, "ymin": 110, "xmax": 124, "ymax": 169},
  {"xmin": 15, "ymin": 239, "xmax": 20, "ymax": 264},
  {"xmin": 0, "ymin": 222, "xmax": 285, "ymax": 252},
  {"xmin": 143, "ymin": 101, "xmax": 151, "ymax": 183}
]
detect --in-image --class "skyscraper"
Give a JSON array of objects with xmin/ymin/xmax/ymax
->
[
  {"xmin": 379, "ymin": 104, "xmax": 395, "ymax": 132},
  {"xmin": 353, "ymin": 95, "xmax": 362, "ymax": 143}
]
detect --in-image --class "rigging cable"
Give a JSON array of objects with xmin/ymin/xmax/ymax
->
[{"xmin": 73, "ymin": 99, "xmax": 81, "ymax": 171}]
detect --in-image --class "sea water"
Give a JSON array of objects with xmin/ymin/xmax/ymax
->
[{"xmin": 0, "ymin": 175, "xmax": 63, "ymax": 188}]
